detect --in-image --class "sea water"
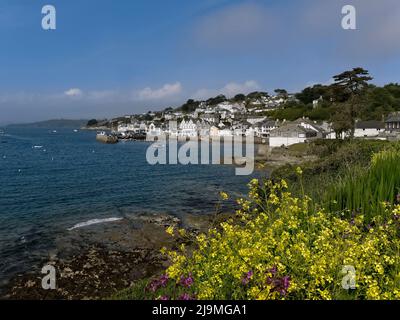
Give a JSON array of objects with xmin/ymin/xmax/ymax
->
[{"xmin": 0, "ymin": 126, "xmax": 263, "ymax": 288}]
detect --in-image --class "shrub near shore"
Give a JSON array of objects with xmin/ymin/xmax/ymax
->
[{"xmin": 160, "ymin": 175, "xmax": 400, "ymax": 300}]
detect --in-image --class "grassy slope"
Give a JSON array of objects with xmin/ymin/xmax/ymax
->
[{"xmin": 271, "ymin": 139, "xmax": 390, "ymax": 201}]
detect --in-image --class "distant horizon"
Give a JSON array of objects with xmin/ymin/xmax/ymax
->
[{"xmin": 3, "ymin": 75, "xmax": 399, "ymax": 127}]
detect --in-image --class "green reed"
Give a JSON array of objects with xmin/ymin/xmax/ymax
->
[{"xmin": 325, "ymin": 148, "xmax": 400, "ymax": 220}]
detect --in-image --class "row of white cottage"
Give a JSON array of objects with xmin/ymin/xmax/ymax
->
[
  {"xmin": 118, "ymin": 118, "xmax": 387, "ymax": 147},
  {"xmin": 269, "ymin": 119, "xmax": 386, "ymax": 147},
  {"xmin": 118, "ymin": 119, "xmax": 279, "ymax": 139}
]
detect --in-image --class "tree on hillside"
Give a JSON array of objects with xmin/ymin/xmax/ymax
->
[
  {"xmin": 247, "ymin": 91, "xmax": 269, "ymax": 100},
  {"xmin": 87, "ymin": 119, "xmax": 98, "ymax": 127},
  {"xmin": 232, "ymin": 94, "xmax": 246, "ymax": 102},
  {"xmin": 332, "ymin": 67, "xmax": 373, "ymax": 100},
  {"xmin": 295, "ymin": 85, "xmax": 329, "ymax": 105},
  {"xmin": 274, "ymin": 89, "xmax": 288, "ymax": 99},
  {"xmin": 180, "ymin": 99, "xmax": 200, "ymax": 113},
  {"xmin": 363, "ymin": 87, "xmax": 396, "ymax": 120},
  {"xmin": 331, "ymin": 105, "xmax": 353, "ymax": 139},
  {"xmin": 206, "ymin": 95, "xmax": 226, "ymax": 106},
  {"xmin": 330, "ymin": 68, "xmax": 373, "ymax": 137},
  {"xmin": 384, "ymin": 83, "xmax": 400, "ymax": 99},
  {"xmin": 143, "ymin": 112, "xmax": 154, "ymax": 121}
]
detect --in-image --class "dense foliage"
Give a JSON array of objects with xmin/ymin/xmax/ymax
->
[{"xmin": 159, "ymin": 174, "xmax": 400, "ymax": 300}]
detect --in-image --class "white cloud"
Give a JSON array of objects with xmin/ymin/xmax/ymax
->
[
  {"xmin": 137, "ymin": 82, "xmax": 182, "ymax": 100},
  {"xmin": 193, "ymin": 80, "xmax": 260, "ymax": 100},
  {"xmin": 64, "ymin": 88, "xmax": 83, "ymax": 97}
]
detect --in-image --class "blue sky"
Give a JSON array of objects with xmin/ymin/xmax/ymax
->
[{"xmin": 1, "ymin": 0, "xmax": 400, "ymax": 124}]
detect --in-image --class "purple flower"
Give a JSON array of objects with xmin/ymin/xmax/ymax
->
[
  {"xmin": 282, "ymin": 276, "xmax": 291, "ymax": 291},
  {"xmin": 158, "ymin": 295, "xmax": 169, "ymax": 300},
  {"xmin": 270, "ymin": 276, "xmax": 291, "ymax": 296},
  {"xmin": 148, "ymin": 280, "xmax": 160, "ymax": 293},
  {"xmin": 147, "ymin": 274, "xmax": 170, "ymax": 293},
  {"xmin": 265, "ymin": 268, "xmax": 291, "ymax": 297},
  {"xmin": 178, "ymin": 293, "xmax": 194, "ymax": 300},
  {"xmin": 241, "ymin": 270, "xmax": 253, "ymax": 285},
  {"xmin": 159, "ymin": 274, "xmax": 169, "ymax": 287},
  {"xmin": 180, "ymin": 273, "xmax": 194, "ymax": 288},
  {"xmin": 268, "ymin": 266, "xmax": 278, "ymax": 276}
]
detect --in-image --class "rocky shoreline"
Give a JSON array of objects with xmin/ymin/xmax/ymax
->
[{"xmin": 1, "ymin": 212, "xmax": 214, "ymax": 300}]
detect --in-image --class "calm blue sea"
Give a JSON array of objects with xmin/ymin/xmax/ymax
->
[{"xmin": 0, "ymin": 126, "xmax": 263, "ymax": 288}]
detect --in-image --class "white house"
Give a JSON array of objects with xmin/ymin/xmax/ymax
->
[
  {"xmin": 196, "ymin": 120, "xmax": 211, "ymax": 137},
  {"xmin": 117, "ymin": 122, "xmax": 139, "ymax": 133},
  {"xmin": 117, "ymin": 123, "xmax": 129, "ymax": 133},
  {"xmin": 200, "ymin": 113, "xmax": 220, "ymax": 124},
  {"xmin": 257, "ymin": 120, "xmax": 279, "ymax": 138},
  {"xmin": 312, "ymin": 96, "xmax": 323, "ymax": 109},
  {"xmin": 354, "ymin": 121, "xmax": 385, "ymax": 138},
  {"xmin": 147, "ymin": 123, "xmax": 162, "ymax": 137},
  {"xmin": 246, "ymin": 126, "xmax": 257, "ymax": 137},
  {"xmin": 179, "ymin": 119, "xmax": 198, "ymax": 137},
  {"xmin": 269, "ymin": 122, "xmax": 318, "ymax": 147},
  {"xmin": 232, "ymin": 122, "xmax": 250, "ymax": 136}
]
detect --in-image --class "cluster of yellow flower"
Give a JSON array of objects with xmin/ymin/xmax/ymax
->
[{"xmin": 164, "ymin": 177, "xmax": 400, "ymax": 300}]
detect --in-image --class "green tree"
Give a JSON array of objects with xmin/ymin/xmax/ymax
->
[
  {"xmin": 295, "ymin": 85, "xmax": 329, "ymax": 105},
  {"xmin": 206, "ymin": 95, "xmax": 226, "ymax": 106},
  {"xmin": 331, "ymin": 105, "xmax": 353, "ymax": 139},
  {"xmin": 87, "ymin": 119, "xmax": 98, "ymax": 126},
  {"xmin": 332, "ymin": 67, "xmax": 373, "ymax": 100},
  {"xmin": 180, "ymin": 99, "xmax": 200, "ymax": 113},
  {"xmin": 246, "ymin": 91, "xmax": 269, "ymax": 100},
  {"xmin": 330, "ymin": 68, "xmax": 373, "ymax": 137},
  {"xmin": 232, "ymin": 94, "xmax": 246, "ymax": 102},
  {"xmin": 274, "ymin": 89, "xmax": 288, "ymax": 99}
]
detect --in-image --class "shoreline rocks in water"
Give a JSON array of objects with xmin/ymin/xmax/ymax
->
[{"xmin": 1, "ymin": 212, "xmax": 215, "ymax": 300}]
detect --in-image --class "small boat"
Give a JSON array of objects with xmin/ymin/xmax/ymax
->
[
  {"xmin": 96, "ymin": 131, "xmax": 118, "ymax": 144},
  {"xmin": 73, "ymin": 129, "xmax": 78, "ymax": 133}
]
